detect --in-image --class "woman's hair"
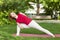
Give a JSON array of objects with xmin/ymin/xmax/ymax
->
[
  {"xmin": 8, "ymin": 11, "xmax": 19, "ymax": 21},
  {"xmin": 8, "ymin": 14, "xmax": 13, "ymax": 21},
  {"xmin": 8, "ymin": 13, "xmax": 16, "ymax": 21}
]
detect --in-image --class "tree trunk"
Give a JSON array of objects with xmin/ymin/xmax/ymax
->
[{"xmin": 37, "ymin": 0, "xmax": 40, "ymax": 15}]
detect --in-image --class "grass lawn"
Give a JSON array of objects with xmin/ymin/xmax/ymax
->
[
  {"xmin": 0, "ymin": 23, "xmax": 60, "ymax": 34},
  {"xmin": 0, "ymin": 23, "xmax": 60, "ymax": 40},
  {"xmin": 21, "ymin": 37, "xmax": 60, "ymax": 40}
]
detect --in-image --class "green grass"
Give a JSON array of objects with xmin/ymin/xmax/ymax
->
[
  {"xmin": 22, "ymin": 37, "xmax": 60, "ymax": 40},
  {"xmin": 0, "ymin": 23, "xmax": 60, "ymax": 34},
  {"xmin": 0, "ymin": 23, "xmax": 60, "ymax": 40}
]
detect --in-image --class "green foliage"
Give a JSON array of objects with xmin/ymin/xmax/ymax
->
[
  {"xmin": 58, "ymin": 16, "xmax": 60, "ymax": 20},
  {"xmin": 0, "ymin": 0, "xmax": 35, "ymax": 12},
  {"xmin": 0, "ymin": 0, "xmax": 36, "ymax": 25},
  {"xmin": 39, "ymin": 0, "xmax": 60, "ymax": 19},
  {"xmin": 0, "ymin": 0, "xmax": 60, "ymax": 25},
  {"xmin": 0, "ymin": 31, "xmax": 23, "ymax": 40},
  {"xmin": 40, "ymin": 0, "xmax": 60, "ymax": 14},
  {"xmin": 0, "ymin": 11, "xmax": 14, "ymax": 25}
]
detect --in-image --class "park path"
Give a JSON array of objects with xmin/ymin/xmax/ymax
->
[
  {"xmin": 35, "ymin": 20, "xmax": 60, "ymax": 23},
  {"xmin": 13, "ymin": 33, "xmax": 60, "ymax": 38}
]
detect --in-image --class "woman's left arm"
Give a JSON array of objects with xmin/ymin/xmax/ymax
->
[{"xmin": 19, "ymin": 12, "xmax": 27, "ymax": 16}]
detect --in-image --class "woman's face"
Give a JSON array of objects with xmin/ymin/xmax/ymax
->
[{"xmin": 10, "ymin": 12, "xmax": 17, "ymax": 18}]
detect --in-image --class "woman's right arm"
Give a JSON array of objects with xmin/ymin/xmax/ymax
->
[{"xmin": 17, "ymin": 22, "xmax": 24, "ymax": 29}]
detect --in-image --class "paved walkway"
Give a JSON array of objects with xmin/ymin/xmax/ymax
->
[
  {"xmin": 35, "ymin": 20, "xmax": 60, "ymax": 23},
  {"xmin": 13, "ymin": 33, "xmax": 60, "ymax": 38}
]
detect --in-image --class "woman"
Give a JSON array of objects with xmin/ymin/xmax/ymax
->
[{"xmin": 10, "ymin": 12, "xmax": 55, "ymax": 37}]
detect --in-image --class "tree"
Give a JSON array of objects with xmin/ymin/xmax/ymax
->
[
  {"xmin": 36, "ymin": 0, "xmax": 40, "ymax": 15},
  {"xmin": 40, "ymin": 0, "xmax": 60, "ymax": 19},
  {"xmin": 0, "ymin": 0, "xmax": 36, "ymax": 25}
]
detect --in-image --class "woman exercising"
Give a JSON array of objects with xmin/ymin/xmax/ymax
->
[{"xmin": 10, "ymin": 12, "xmax": 55, "ymax": 37}]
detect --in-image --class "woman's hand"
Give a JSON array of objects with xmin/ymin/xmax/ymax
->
[{"xmin": 17, "ymin": 23, "xmax": 24, "ymax": 29}]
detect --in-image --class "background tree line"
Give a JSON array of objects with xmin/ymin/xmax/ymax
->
[{"xmin": 0, "ymin": 0, "xmax": 60, "ymax": 25}]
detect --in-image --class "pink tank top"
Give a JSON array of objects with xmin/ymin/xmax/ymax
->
[{"xmin": 16, "ymin": 13, "xmax": 32, "ymax": 25}]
